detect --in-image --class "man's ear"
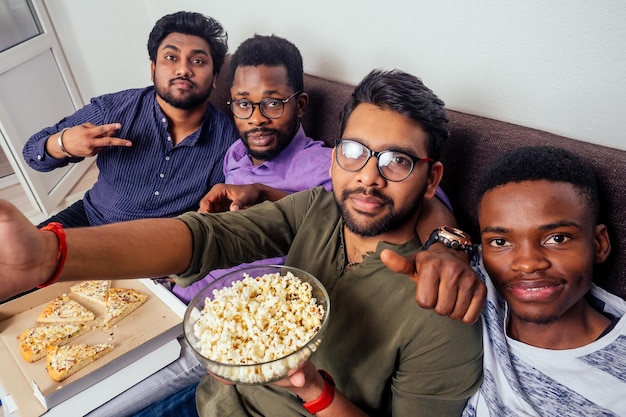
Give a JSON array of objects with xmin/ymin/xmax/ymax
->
[
  {"xmin": 423, "ymin": 161, "xmax": 443, "ymax": 200},
  {"xmin": 150, "ymin": 61, "xmax": 155, "ymax": 82},
  {"xmin": 594, "ymin": 224, "xmax": 611, "ymax": 263},
  {"xmin": 296, "ymin": 92, "xmax": 309, "ymax": 119},
  {"xmin": 211, "ymin": 73, "xmax": 218, "ymax": 90}
]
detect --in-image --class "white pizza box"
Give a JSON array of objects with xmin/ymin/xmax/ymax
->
[{"xmin": 0, "ymin": 278, "xmax": 187, "ymax": 417}]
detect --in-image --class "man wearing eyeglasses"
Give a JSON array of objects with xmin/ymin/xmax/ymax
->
[
  {"xmin": 0, "ymin": 67, "xmax": 483, "ymax": 416},
  {"xmin": 177, "ymin": 35, "xmax": 462, "ymax": 303}
]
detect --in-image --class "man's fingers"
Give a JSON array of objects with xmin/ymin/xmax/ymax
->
[
  {"xmin": 461, "ymin": 284, "xmax": 487, "ymax": 324},
  {"xmin": 94, "ymin": 123, "xmax": 121, "ymax": 137},
  {"xmin": 380, "ymin": 249, "xmax": 417, "ymax": 276},
  {"xmin": 98, "ymin": 136, "xmax": 132, "ymax": 148}
]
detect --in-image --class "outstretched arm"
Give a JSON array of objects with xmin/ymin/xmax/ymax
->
[{"xmin": 0, "ymin": 199, "xmax": 191, "ymax": 301}]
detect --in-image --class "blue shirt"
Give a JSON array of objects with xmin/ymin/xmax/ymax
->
[{"xmin": 23, "ymin": 87, "xmax": 239, "ymax": 225}]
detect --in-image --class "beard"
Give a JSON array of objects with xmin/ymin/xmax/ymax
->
[
  {"xmin": 155, "ymin": 76, "xmax": 213, "ymax": 109},
  {"xmin": 241, "ymin": 119, "xmax": 298, "ymax": 161},
  {"xmin": 337, "ymin": 184, "xmax": 426, "ymax": 237}
]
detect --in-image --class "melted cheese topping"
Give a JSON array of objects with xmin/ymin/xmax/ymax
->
[
  {"xmin": 47, "ymin": 343, "xmax": 113, "ymax": 372},
  {"xmin": 38, "ymin": 294, "xmax": 95, "ymax": 322},
  {"xmin": 19, "ymin": 323, "xmax": 88, "ymax": 356}
]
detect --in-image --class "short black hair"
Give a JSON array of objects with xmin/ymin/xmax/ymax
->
[
  {"xmin": 147, "ymin": 11, "xmax": 228, "ymax": 75},
  {"xmin": 339, "ymin": 69, "xmax": 449, "ymax": 161},
  {"xmin": 228, "ymin": 34, "xmax": 304, "ymax": 93},
  {"xmin": 476, "ymin": 146, "xmax": 600, "ymax": 221}
]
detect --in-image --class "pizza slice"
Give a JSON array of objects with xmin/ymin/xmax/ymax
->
[
  {"xmin": 18, "ymin": 323, "xmax": 90, "ymax": 363},
  {"xmin": 46, "ymin": 343, "xmax": 114, "ymax": 382},
  {"xmin": 70, "ymin": 280, "xmax": 111, "ymax": 306},
  {"xmin": 103, "ymin": 288, "xmax": 148, "ymax": 328},
  {"xmin": 37, "ymin": 294, "xmax": 95, "ymax": 323}
]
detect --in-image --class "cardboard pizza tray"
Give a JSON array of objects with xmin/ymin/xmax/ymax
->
[{"xmin": 0, "ymin": 278, "xmax": 186, "ymax": 417}]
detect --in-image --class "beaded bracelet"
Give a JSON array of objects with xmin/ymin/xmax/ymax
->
[{"xmin": 37, "ymin": 222, "xmax": 67, "ymax": 288}]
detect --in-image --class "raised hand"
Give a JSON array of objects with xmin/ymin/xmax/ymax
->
[
  {"xmin": 47, "ymin": 123, "xmax": 132, "ymax": 158},
  {"xmin": 381, "ymin": 246, "xmax": 486, "ymax": 324}
]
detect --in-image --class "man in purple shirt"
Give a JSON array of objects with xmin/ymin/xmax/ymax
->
[
  {"xmin": 22, "ymin": 12, "xmax": 239, "ymax": 227},
  {"xmin": 173, "ymin": 34, "xmax": 455, "ymax": 304}
]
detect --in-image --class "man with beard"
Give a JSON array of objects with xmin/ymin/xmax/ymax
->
[
  {"xmin": 174, "ymin": 34, "xmax": 456, "ymax": 303},
  {"xmin": 0, "ymin": 68, "xmax": 483, "ymax": 417},
  {"xmin": 22, "ymin": 11, "xmax": 238, "ymax": 228},
  {"xmin": 462, "ymin": 146, "xmax": 626, "ymax": 416}
]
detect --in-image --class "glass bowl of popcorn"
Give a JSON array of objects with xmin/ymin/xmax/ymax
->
[{"xmin": 183, "ymin": 264, "xmax": 330, "ymax": 385}]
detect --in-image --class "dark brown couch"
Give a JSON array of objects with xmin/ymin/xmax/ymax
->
[{"xmin": 210, "ymin": 65, "xmax": 626, "ymax": 300}]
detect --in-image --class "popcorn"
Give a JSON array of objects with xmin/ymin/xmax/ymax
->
[{"xmin": 192, "ymin": 271, "xmax": 326, "ymax": 383}]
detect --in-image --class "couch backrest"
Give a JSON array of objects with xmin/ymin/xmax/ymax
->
[{"xmin": 210, "ymin": 58, "xmax": 626, "ymax": 300}]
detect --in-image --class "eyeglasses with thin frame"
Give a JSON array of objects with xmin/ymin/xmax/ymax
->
[
  {"xmin": 227, "ymin": 91, "xmax": 301, "ymax": 120},
  {"xmin": 334, "ymin": 139, "xmax": 433, "ymax": 182}
]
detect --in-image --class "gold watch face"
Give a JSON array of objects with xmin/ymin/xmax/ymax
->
[{"xmin": 439, "ymin": 226, "xmax": 472, "ymax": 246}]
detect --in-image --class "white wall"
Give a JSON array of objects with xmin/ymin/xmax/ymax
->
[{"xmin": 44, "ymin": 0, "xmax": 626, "ymax": 150}]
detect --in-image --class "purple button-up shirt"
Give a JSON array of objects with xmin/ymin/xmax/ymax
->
[
  {"xmin": 172, "ymin": 125, "xmax": 332, "ymax": 303},
  {"xmin": 223, "ymin": 124, "xmax": 332, "ymax": 191}
]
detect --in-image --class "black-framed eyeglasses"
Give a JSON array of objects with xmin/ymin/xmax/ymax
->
[
  {"xmin": 227, "ymin": 91, "xmax": 301, "ymax": 120},
  {"xmin": 335, "ymin": 139, "xmax": 433, "ymax": 182}
]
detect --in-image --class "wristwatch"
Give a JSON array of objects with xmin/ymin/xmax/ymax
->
[{"xmin": 424, "ymin": 226, "xmax": 474, "ymax": 257}]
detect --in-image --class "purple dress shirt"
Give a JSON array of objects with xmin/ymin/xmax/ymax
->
[{"xmin": 172, "ymin": 125, "xmax": 332, "ymax": 302}]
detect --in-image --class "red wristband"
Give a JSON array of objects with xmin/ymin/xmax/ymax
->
[
  {"xmin": 302, "ymin": 369, "xmax": 335, "ymax": 415},
  {"xmin": 37, "ymin": 222, "xmax": 67, "ymax": 288}
]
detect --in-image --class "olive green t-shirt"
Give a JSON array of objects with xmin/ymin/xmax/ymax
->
[{"xmin": 175, "ymin": 187, "xmax": 483, "ymax": 417}]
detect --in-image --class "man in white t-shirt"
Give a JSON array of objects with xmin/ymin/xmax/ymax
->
[{"xmin": 463, "ymin": 146, "xmax": 626, "ymax": 416}]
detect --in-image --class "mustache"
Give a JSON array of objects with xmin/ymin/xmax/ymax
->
[
  {"xmin": 341, "ymin": 187, "xmax": 394, "ymax": 206},
  {"xmin": 243, "ymin": 128, "xmax": 276, "ymax": 137},
  {"xmin": 169, "ymin": 77, "xmax": 196, "ymax": 87}
]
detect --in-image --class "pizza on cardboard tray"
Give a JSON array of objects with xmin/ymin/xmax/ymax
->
[
  {"xmin": 36, "ymin": 294, "xmax": 95, "ymax": 323},
  {"xmin": 70, "ymin": 280, "xmax": 111, "ymax": 306},
  {"xmin": 18, "ymin": 323, "xmax": 90, "ymax": 363},
  {"xmin": 46, "ymin": 343, "xmax": 114, "ymax": 382},
  {"xmin": 16, "ymin": 281, "xmax": 148, "ymax": 382}
]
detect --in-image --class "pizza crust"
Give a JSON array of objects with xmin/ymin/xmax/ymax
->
[
  {"xmin": 46, "ymin": 343, "xmax": 114, "ymax": 382},
  {"xmin": 103, "ymin": 288, "xmax": 148, "ymax": 328},
  {"xmin": 36, "ymin": 294, "xmax": 95, "ymax": 323},
  {"xmin": 70, "ymin": 280, "xmax": 111, "ymax": 306},
  {"xmin": 18, "ymin": 323, "xmax": 90, "ymax": 363}
]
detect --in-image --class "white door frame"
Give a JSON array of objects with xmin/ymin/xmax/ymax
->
[{"xmin": 0, "ymin": 0, "xmax": 93, "ymax": 216}]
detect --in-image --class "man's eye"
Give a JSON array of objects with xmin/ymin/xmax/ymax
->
[
  {"xmin": 236, "ymin": 101, "xmax": 251, "ymax": 109},
  {"xmin": 263, "ymin": 99, "xmax": 281, "ymax": 108},
  {"xmin": 192, "ymin": 58, "xmax": 205, "ymax": 65},
  {"xmin": 164, "ymin": 55, "xmax": 176, "ymax": 61},
  {"xmin": 546, "ymin": 234, "xmax": 571, "ymax": 244},
  {"xmin": 391, "ymin": 155, "xmax": 412, "ymax": 167},
  {"xmin": 488, "ymin": 238, "xmax": 508, "ymax": 247}
]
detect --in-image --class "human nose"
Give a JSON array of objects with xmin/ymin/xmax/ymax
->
[
  {"xmin": 356, "ymin": 154, "xmax": 385, "ymax": 186},
  {"xmin": 248, "ymin": 103, "xmax": 270, "ymax": 125},
  {"xmin": 510, "ymin": 243, "xmax": 550, "ymax": 273},
  {"xmin": 176, "ymin": 61, "xmax": 192, "ymax": 77}
]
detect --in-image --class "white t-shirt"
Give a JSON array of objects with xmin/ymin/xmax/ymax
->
[{"xmin": 463, "ymin": 249, "xmax": 626, "ymax": 417}]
